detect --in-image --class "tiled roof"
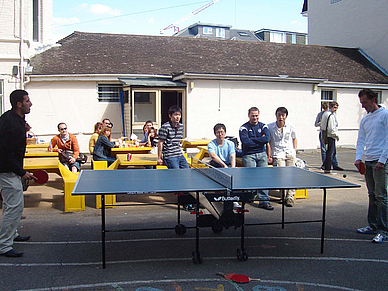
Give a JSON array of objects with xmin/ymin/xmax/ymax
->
[{"xmin": 29, "ymin": 31, "xmax": 388, "ymax": 84}]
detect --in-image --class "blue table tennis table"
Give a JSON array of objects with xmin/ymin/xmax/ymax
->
[{"xmin": 72, "ymin": 166, "xmax": 360, "ymax": 268}]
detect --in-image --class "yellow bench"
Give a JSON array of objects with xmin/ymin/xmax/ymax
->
[{"xmin": 24, "ymin": 157, "xmax": 85, "ymax": 211}]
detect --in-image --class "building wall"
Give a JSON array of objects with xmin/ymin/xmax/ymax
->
[
  {"xmin": 0, "ymin": 0, "xmax": 53, "ymax": 114},
  {"xmin": 24, "ymin": 78, "xmax": 387, "ymax": 152},
  {"xmin": 25, "ymin": 80, "xmax": 123, "ymax": 152},
  {"xmin": 185, "ymin": 79, "xmax": 383, "ymax": 150},
  {"xmin": 307, "ymin": 0, "xmax": 388, "ymax": 71}
]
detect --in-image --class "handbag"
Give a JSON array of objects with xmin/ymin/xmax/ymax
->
[
  {"xmin": 321, "ymin": 113, "xmax": 333, "ymax": 145},
  {"xmin": 59, "ymin": 150, "xmax": 88, "ymax": 164}
]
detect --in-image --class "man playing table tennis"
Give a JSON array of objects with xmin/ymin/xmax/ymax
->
[
  {"xmin": 267, "ymin": 107, "xmax": 297, "ymax": 207},
  {"xmin": 157, "ymin": 106, "xmax": 189, "ymax": 169},
  {"xmin": 239, "ymin": 107, "xmax": 273, "ymax": 210},
  {"xmin": 355, "ymin": 89, "xmax": 388, "ymax": 243}
]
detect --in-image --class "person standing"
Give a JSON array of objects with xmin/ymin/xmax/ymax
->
[
  {"xmin": 316, "ymin": 102, "xmax": 342, "ymax": 171},
  {"xmin": 355, "ymin": 89, "xmax": 388, "ymax": 243},
  {"xmin": 0, "ymin": 90, "xmax": 36, "ymax": 257},
  {"xmin": 157, "ymin": 106, "xmax": 189, "ymax": 169},
  {"xmin": 239, "ymin": 107, "xmax": 273, "ymax": 210},
  {"xmin": 320, "ymin": 102, "xmax": 341, "ymax": 174},
  {"xmin": 267, "ymin": 107, "xmax": 297, "ymax": 207}
]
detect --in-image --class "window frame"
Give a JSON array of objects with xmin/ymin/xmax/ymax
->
[
  {"xmin": 203, "ymin": 27, "xmax": 213, "ymax": 35},
  {"xmin": 97, "ymin": 83, "xmax": 123, "ymax": 103},
  {"xmin": 216, "ymin": 28, "xmax": 225, "ymax": 38}
]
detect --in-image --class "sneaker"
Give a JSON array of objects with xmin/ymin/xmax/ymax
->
[
  {"xmin": 233, "ymin": 202, "xmax": 242, "ymax": 210},
  {"xmin": 357, "ymin": 226, "xmax": 377, "ymax": 234},
  {"xmin": 372, "ymin": 233, "xmax": 387, "ymax": 243},
  {"xmin": 285, "ymin": 198, "xmax": 294, "ymax": 207},
  {"xmin": 324, "ymin": 170, "xmax": 331, "ymax": 174},
  {"xmin": 333, "ymin": 166, "xmax": 343, "ymax": 171},
  {"xmin": 258, "ymin": 203, "xmax": 274, "ymax": 210}
]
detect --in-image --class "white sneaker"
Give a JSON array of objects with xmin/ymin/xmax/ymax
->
[
  {"xmin": 233, "ymin": 202, "xmax": 242, "ymax": 210},
  {"xmin": 373, "ymin": 234, "xmax": 387, "ymax": 243}
]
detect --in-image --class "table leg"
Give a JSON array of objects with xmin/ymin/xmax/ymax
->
[
  {"xmin": 282, "ymin": 189, "xmax": 285, "ymax": 229},
  {"xmin": 321, "ymin": 188, "xmax": 327, "ymax": 254},
  {"xmin": 101, "ymin": 195, "xmax": 106, "ymax": 269}
]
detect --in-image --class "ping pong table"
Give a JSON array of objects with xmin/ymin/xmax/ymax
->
[{"xmin": 72, "ymin": 165, "xmax": 360, "ymax": 268}]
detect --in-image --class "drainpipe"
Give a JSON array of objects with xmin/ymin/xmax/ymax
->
[{"xmin": 19, "ymin": 0, "xmax": 24, "ymax": 89}]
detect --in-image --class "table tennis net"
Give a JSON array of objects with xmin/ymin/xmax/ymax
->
[{"xmin": 191, "ymin": 157, "xmax": 232, "ymax": 189}]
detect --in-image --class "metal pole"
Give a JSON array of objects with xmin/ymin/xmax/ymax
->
[{"xmin": 19, "ymin": 0, "xmax": 24, "ymax": 89}]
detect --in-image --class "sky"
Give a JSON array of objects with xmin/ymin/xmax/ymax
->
[{"xmin": 53, "ymin": 0, "xmax": 307, "ymax": 42}]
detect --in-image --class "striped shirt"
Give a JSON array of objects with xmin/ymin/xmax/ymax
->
[{"xmin": 158, "ymin": 121, "xmax": 184, "ymax": 159}]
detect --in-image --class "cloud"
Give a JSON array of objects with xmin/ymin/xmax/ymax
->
[
  {"xmin": 148, "ymin": 17, "xmax": 154, "ymax": 24},
  {"xmin": 78, "ymin": 3, "xmax": 121, "ymax": 16},
  {"xmin": 53, "ymin": 17, "xmax": 81, "ymax": 26}
]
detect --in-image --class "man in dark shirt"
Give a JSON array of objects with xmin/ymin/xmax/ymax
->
[
  {"xmin": 0, "ymin": 90, "xmax": 35, "ymax": 257},
  {"xmin": 239, "ymin": 107, "xmax": 273, "ymax": 210}
]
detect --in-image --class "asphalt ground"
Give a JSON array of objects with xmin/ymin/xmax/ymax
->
[{"xmin": 1, "ymin": 147, "xmax": 387, "ymax": 291}]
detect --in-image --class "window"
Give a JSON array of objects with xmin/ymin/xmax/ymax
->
[
  {"xmin": 270, "ymin": 32, "xmax": 285, "ymax": 43},
  {"xmin": 238, "ymin": 32, "xmax": 249, "ymax": 37},
  {"xmin": 321, "ymin": 90, "xmax": 334, "ymax": 102},
  {"xmin": 203, "ymin": 27, "xmax": 212, "ymax": 35},
  {"xmin": 97, "ymin": 84, "xmax": 123, "ymax": 102},
  {"xmin": 216, "ymin": 28, "xmax": 225, "ymax": 38},
  {"xmin": 33, "ymin": 0, "xmax": 39, "ymax": 42},
  {"xmin": 133, "ymin": 91, "xmax": 156, "ymax": 122},
  {"xmin": 291, "ymin": 34, "xmax": 297, "ymax": 44}
]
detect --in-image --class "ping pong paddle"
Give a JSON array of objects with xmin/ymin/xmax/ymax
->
[
  {"xmin": 357, "ymin": 161, "xmax": 366, "ymax": 175},
  {"xmin": 216, "ymin": 272, "xmax": 260, "ymax": 284},
  {"xmin": 33, "ymin": 169, "xmax": 49, "ymax": 184}
]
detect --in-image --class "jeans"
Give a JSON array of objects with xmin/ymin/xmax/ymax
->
[
  {"xmin": 164, "ymin": 155, "xmax": 189, "ymax": 169},
  {"xmin": 273, "ymin": 155, "xmax": 296, "ymax": 199},
  {"xmin": 242, "ymin": 152, "xmax": 270, "ymax": 205},
  {"xmin": 323, "ymin": 137, "xmax": 336, "ymax": 171},
  {"xmin": 365, "ymin": 161, "xmax": 388, "ymax": 236},
  {"xmin": 0, "ymin": 172, "xmax": 24, "ymax": 253},
  {"xmin": 320, "ymin": 132, "xmax": 338, "ymax": 167}
]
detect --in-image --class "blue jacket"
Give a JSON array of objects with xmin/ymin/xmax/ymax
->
[
  {"xmin": 239, "ymin": 121, "xmax": 270, "ymax": 155},
  {"xmin": 93, "ymin": 135, "xmax": 115, "ymax": 159}
]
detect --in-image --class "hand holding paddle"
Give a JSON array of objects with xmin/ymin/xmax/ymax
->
[
  {"xmin": 216, "ymin": 272, "xmax": 260, "ymax": 284},
  {"xmin": 33, "ymin": 169, "xmax": 49, "ymax": 184},
  {"xmin": 354, "ymin": 160, "xmax": 365, "ymax": 175}
]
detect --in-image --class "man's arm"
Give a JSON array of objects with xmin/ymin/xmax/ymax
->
[
  {"xmin": 208, "ymin": 152, "xmax": 228, "ymax": 167},
  {"xmin": 293, "ymin": 138, "xmax": 297, "ymax": 152},
  {"xmin": 266, "ymin": 142, "xmax": 273, "ymax": 165},
  {"xmin": 157, "ymin": 139, "xmax": 164, "ymax": 165}
]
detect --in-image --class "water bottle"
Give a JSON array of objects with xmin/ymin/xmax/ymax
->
[
  {"xmin": 48, "ymin": 142, "xmax": 53, "ymax": 152},
  {"xmin": 36, "ymin": 135, "xmax": 38, "ymax": 144}
]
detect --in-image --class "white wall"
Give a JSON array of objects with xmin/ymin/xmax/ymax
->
[
  {"xmin": 186, "ymin": 79, "xmax": 375, "ymax": 150},
  {"xmin": 25, "ymin": 81, "xmax": 123, "ymax": 152},
  {"xmin": 308, "ymin": 0, "xmax": 388, "ymax": 72}
]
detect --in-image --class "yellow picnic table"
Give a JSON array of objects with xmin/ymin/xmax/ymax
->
[
  {"xmin": 181, "ymin": 139, "xmax": 212, "ymax": 150},
  {"xmin": 111, "ymin": 146, "xmax": 153, "ymax": 156},
  {"xmin": 23, "ymin": 156, "xmax": 84, "ymax": 212},
  {"xmin": 26, "ymin": 143, "xmax": 50, "ymax": 149},
  {"xmin": 115, "ymin": 153, "xmax": 158, "ymax": 168},
  {"xmin": 25, "ymin": 147, "xmax": 58, "ymax": 157}
]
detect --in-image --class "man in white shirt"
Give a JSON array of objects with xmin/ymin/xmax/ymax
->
[
  {"xmin": 267, "ymin": 107, "xmax": 297, "ymax": 207},
  {"xmin": 355, "ymin": 89, "xmax": 388, "ymax": 244},
  {"xmin": 320, "ymin": 102, "xmax": 340, "ymax": 174}
]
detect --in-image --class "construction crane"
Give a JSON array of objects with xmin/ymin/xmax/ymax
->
[{"xmin": 160, "ymin": 0, "xmax": 221, "ymax": 34}]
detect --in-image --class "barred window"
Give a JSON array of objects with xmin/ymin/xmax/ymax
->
[{"xmin": 97, "ymin": 84, "xmax": 123, "ymax": 102}]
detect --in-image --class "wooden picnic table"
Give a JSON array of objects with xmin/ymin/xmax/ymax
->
[
  {"xmin": 181, "ymin": 139, "xmax": 212, "ymax": 150},
  {"xmin": 115, "ymin": 154, "xmax": 158, "ymax": 168},
  {"xmin": 26, "ymin": 143, "xmax": 50, "ymax": 149},
  {"xmin": 25, "ymin": 147, "xmax": 58, "ymax": 157},
  {"xmin": 111, "ymin": 146, "xmax": 153, "ymax": 156}
]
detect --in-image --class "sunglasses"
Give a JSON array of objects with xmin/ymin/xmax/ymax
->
[{"xmin": 59, "ymin": 127, "xmax": 67, "ymax": 131}]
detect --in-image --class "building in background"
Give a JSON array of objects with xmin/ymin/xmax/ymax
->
[
  {"xmin": 0, "ymin": 0, "xmax": 53, "ymax": 114},
  {"xmin": 26, "ymin": 32, "xmax": 388, "ymax": 152},
  {"xmin": 303, "ymin": 0, "xmax": 388, "ymax": 72},
  {"xmin": 174, "ymin": 22, "xmax": 308, "ymax": 44}
]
